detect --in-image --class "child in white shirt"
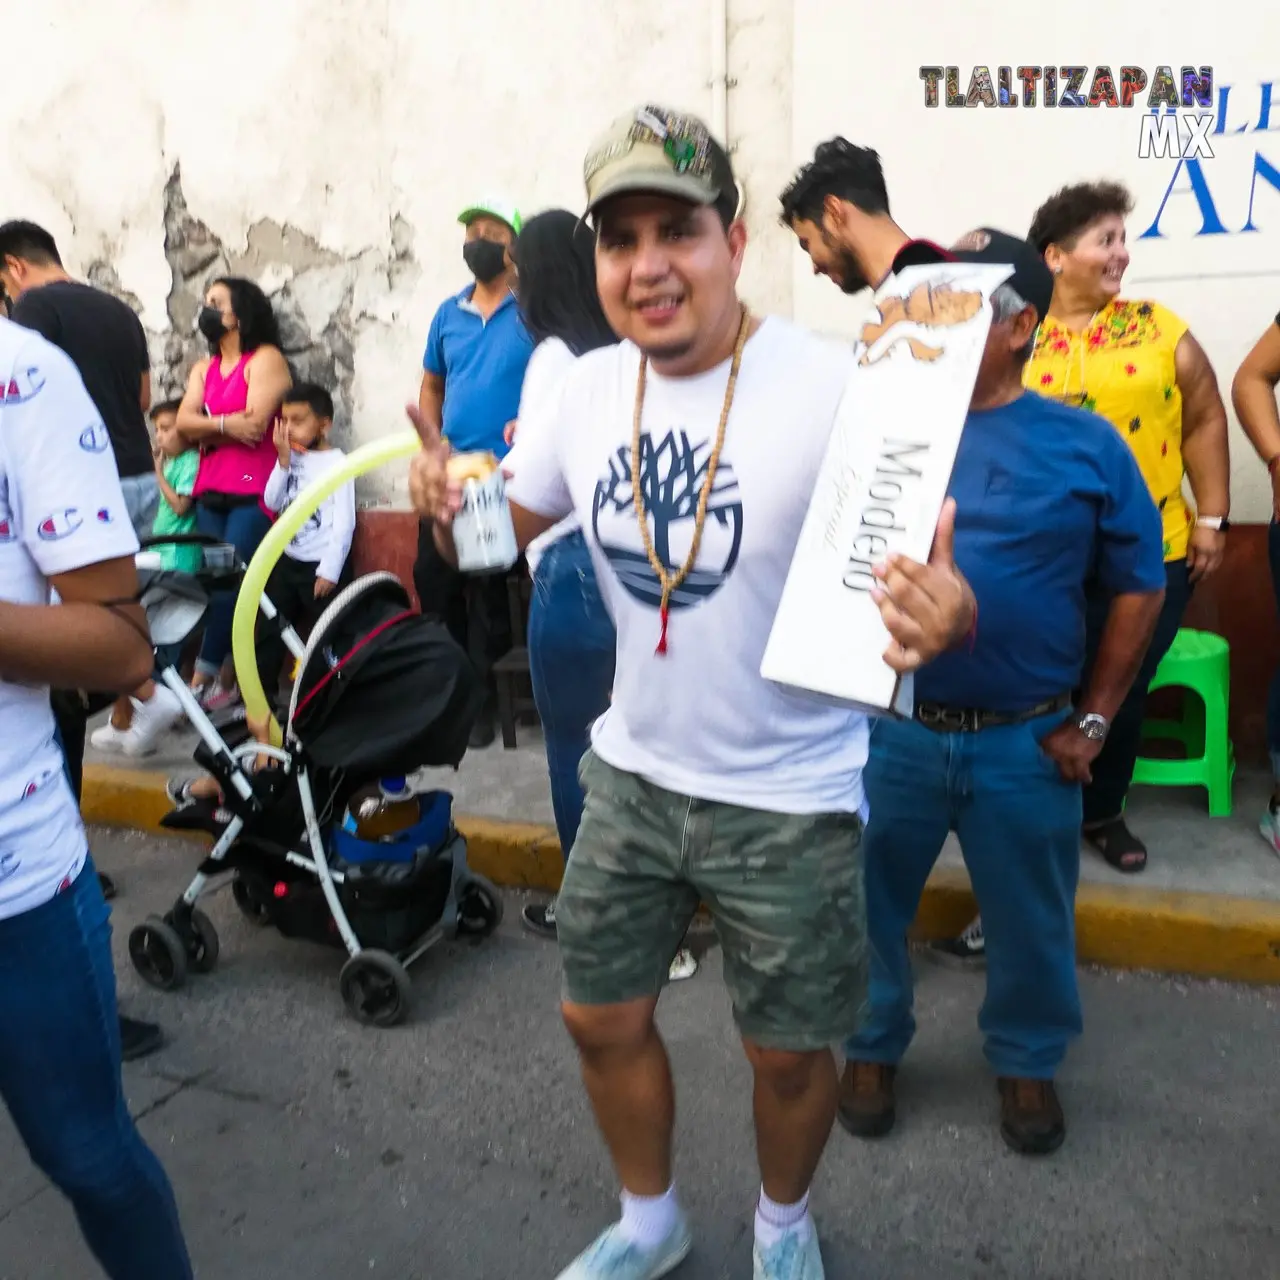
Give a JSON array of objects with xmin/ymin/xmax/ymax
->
[{"xmin": 258, "ymin": 382, "xmax": 356, "ymax": 707}]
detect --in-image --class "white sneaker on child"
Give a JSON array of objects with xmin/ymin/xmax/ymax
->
[{"xmin": 90, "ymin": 685, "xmax": 183, "ymax": 757}]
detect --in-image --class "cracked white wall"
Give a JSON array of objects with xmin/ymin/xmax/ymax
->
[{"xmin": 1, "ymin": 0, "xmax": 794, "ymax": 507}]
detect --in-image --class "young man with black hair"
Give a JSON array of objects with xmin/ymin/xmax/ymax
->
[
  {"xmin": 0, "ymin": 220, "xmax": 157, "ymax": 533},
  {"xmin": 779, "ymin": 137, "xmax": 951, "ymax": 294},
  {"xmin": 410, "ymin": 105, "xmax": 976, "ymax": 1280}
]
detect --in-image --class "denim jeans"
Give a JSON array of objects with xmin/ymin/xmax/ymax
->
[
  {"xmin": 846, "ymin": 710, "xmax": 1083, "ymax": 1079},
  {"xmin": 1079, "ymin": 558, "xmax": 1192, "ymax": 824},
  {"xmin": 527, "ymin": 531, "xmax": 616, "ymax": 861},
  {"xmin": 0, "ymin": 861, "xmax": 193, "ymax": 1277},
  {"xmin": 194, "ymin": 499, "xmax": 272, "ymax": 678}
]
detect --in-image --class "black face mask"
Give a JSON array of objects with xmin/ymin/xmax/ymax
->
[
  {"xmin": 198, "ymin": 305, "xmax": 227, "ymax": 342},
  {"xmin": 463, "ymin": 239, "xmax": 507, "ymax": 284}
]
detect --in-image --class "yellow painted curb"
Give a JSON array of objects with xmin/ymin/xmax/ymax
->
[{"xmin": 83, "ymin": 765, "xmax": 1280, "ymax": 986}]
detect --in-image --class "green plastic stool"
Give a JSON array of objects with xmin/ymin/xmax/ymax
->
[{"xmin": 1130, "ymin": 628, "xmax": 1235, "ymax": 817}]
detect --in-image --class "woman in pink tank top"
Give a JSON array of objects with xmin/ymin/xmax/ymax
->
[{"xmin": 175, "ymin": 277, "xmax": 292, "ymax": 708}]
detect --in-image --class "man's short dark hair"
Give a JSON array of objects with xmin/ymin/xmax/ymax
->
[
  {"xmin": 282, "ymin": 381, "xmax": 333, "ymax": 420},
  {"xmin": 779, "ymin": 138, "xmax": 890, "ymax": 227},
  {"xmin": 1028, "ymin": 181, "xmax": 1134, "ymax": 255},
  {"xmin": 0, "ymin": 220, "xmax": 62, "ymax": 268},
  {"xmin": 149, "ymin": 398, "xmax": 182, "ymax": 421}
]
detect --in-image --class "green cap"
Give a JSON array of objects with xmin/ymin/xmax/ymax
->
[
  {"xmin": 457, "ymin": 200, "xmax": 522, "ymax": 235},
  {"xmin": 582, "ymin": 104, "xmax": 737, "ymax": 217}
]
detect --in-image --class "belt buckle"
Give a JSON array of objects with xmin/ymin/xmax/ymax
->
[{"xmin": 919, "ymin": 703, "xmax": 971, "ymax": 732}]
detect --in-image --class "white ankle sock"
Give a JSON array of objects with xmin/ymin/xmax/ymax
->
[
  {"xmin": 754, "ymin": 1187, "xmax": 811, "ymax": 1249},
  {"xmin": 618, "ymin": 1184, "xmax": 680, "ymax": 1248}
]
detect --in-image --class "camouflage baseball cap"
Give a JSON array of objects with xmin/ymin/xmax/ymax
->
[{"xmin": 583, "ymin": 105, "xmax": 737, "ymax": 217}]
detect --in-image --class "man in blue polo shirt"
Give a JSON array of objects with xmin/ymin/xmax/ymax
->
[
  {"xmin": 832, "ymin": 230, "xmax": 1165, "ymax": 1158},
  {"xmin": 414, "ymin": 199, "xmax": 534, "ymax": 747}
]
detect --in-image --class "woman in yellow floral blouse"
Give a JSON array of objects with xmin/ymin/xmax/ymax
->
[{"xmin": 1027, "ymin": 181, "xmax": 1230, "ymax": 872}]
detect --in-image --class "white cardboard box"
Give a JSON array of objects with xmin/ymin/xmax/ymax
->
[{"xmin": 761, "ymin": 259, "xmax": 1013, "ymax": 717}]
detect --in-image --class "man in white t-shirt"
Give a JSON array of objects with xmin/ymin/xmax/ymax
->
[
  {"xmin": 408, "ymin": 105, "xmax": 975, "ymax": 1280},
  {"xmin": 0, "ymin": 316, "xmax": 193, "ymax": 1275}
]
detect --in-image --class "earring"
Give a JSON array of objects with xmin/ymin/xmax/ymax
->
[{"xmin": 1053, "ymin": 266, "xmax": 1063, "ymax": 275}]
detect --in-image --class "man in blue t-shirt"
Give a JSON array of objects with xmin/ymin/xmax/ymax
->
[
  {"xmin": 413, "ymin": 199, "xmax": 534, "ymax": 747},
  {"xmin": 838, "ymin": 231, "xmax": 1166, "ymax": 1158}
]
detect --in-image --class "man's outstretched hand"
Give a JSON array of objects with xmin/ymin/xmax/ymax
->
[
  {"xmin": 406, "ymin": 405, "xmax": 462, "ymax": 525},
  {"xmin": 871, "ymin": 498, "xmax": 976, "ymax": 673}
]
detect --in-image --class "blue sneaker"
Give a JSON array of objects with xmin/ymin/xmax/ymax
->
[
  {"xmin": 555, "ymin": 1215, "xmax": 692, "ymax": 1279},
  {"xmin": 753, "ymin": 1225, "xmax": 825, "ymax": 1279}
]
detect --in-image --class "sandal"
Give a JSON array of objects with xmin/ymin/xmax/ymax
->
[{"xmin": 1083, "ymin": 816, "xmax": 1147, "ymax": 873}]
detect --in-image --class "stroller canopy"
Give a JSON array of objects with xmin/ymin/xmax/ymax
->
[{"xmin": 290, "ymin": 574, "xmax": 483, "ymax": 777}]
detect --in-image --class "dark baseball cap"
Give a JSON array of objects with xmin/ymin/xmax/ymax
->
[
  {"xmin": 948, "ymin": 227, "xmax": 1054, "ymax": 323},
  {"xmin": 582, "ymin": 104, "xmax": 738, "ymax": 218}
]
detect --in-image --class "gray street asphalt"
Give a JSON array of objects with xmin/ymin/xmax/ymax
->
[{"xmin": 1, "ymin": 826, "xmax": 1277, "ymax": 1280}]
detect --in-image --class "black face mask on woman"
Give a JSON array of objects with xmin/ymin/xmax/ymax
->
[
  {"xmin": 198, "ymin": 306, "xmax": 227, "ymax": 342},
  {"xmin": 462, "ymin": 239, "xmax": 507, "ymax": 284}
]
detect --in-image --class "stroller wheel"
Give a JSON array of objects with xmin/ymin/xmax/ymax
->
[
  {"xmin": 339, "ymin": 950, "xmax": 412, "ymax": 1028},
  {"xmin": 173, "ymin": 907, "xmax": 220, "ymax": 974},
  {"xmin": 455, "ymin": 873, "xmax": 504, "ymax": 937},
  {"xmin": 231, "ymin": 874, "xmax": 274, "ymax": 927},
  {"xmin": 129, "ymin": 917, "xmax": 189, "ymax": 991}
]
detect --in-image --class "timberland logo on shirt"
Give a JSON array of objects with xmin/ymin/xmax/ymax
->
[
  {"xmin": 592, "ymin": 430, "xmax": 743, "ymax": 610},
  {"xmin": 843, "ymin": 439, "xmax": 928, "ymax": 593}
]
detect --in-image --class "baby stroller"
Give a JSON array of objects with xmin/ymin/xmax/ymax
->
[{"xmin": 126, "ymin": 533, "xmax": 503, "ymax": 1026}]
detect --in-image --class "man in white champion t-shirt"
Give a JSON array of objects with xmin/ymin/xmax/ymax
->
[
  {"xmin": 0, "ymin": 316, "xmax": 193, "ymax": 1275},
  {"xmin": 408, "ymin": 106, "xmax": 976, "ymax": 1280}
]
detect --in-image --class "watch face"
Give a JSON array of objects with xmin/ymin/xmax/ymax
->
[{"xmin": 1079, "ymin": 715, "xmax": 1108, "ymax": 740}]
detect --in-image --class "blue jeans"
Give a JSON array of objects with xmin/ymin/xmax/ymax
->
[
  {"xmin": 527, "ymin": 532, "xmax": 616, "ymax": 861},
  {"xmin": 194, "ymin": 500, "xmax": 272, "ymax": 678},
  {"xmin": 846, "ymin": 710, "xmax": 1083, "ymax": 1079},
  {"xmin": 0, "ymin": 862, "xmax": 193, "ymax": 1277}
]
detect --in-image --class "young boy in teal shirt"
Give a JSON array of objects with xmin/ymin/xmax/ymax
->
[{"xmin": 89, "ymin": 400, "xmax": 195, "ymax": 756}]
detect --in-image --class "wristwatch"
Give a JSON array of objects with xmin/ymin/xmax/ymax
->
[
  {"xmin": 1077, "ymin": 713, "xmax": 1110, "ymax": 742},
  {"xmin": 1197, "ymin": 515, "xmax": 1230, "ymax": 532}
]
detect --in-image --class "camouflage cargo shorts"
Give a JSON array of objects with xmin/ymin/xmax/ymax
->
[{"xmin": 555, "ymin": 748, "xmax": 869, "ymax": 1051}]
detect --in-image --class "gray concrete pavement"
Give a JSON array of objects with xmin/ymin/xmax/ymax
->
[
  {"xmin": 88, "ymin": 706, "xmax": 1280, "ymax": 901},
  {"xmin": 1, "ymin": 826, "xmax": 1278, "ymax": 1279}
]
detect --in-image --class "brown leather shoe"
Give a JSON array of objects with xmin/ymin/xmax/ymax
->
[
  {"xmin": 997, "ymin": 1077, "xmax": 1065, "ymax": 1155},
  {"xmin": 837, "ymin": 1061, "xmax": 897, "ymax": 1138}
]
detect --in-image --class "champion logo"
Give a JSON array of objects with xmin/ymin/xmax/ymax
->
[
  {"xmin": 0, "ymin": 366, "xmax": 47, "ymax": 405},
  {"xmin": 79, "ymin": 422, "xmax": 111, "ymax": 453},
  {"xmin": 0, "ymin": 519, "xmax": 15, "ymax": 543},
  {"xmin": 37, "ymin": 509, "xmax": 82, "ymax": 540},
  {"xmin": 21, "ymin": 779, "xmax": 38, "ymax": 800},
  {"xmin": 96, "ymin": 508, "xmax": 112, "ymax": 524}
]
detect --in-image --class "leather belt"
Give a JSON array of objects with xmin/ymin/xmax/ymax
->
[{"xmin": 914, "ymin": 693, "xmax": 1072, "ymax": 733}]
